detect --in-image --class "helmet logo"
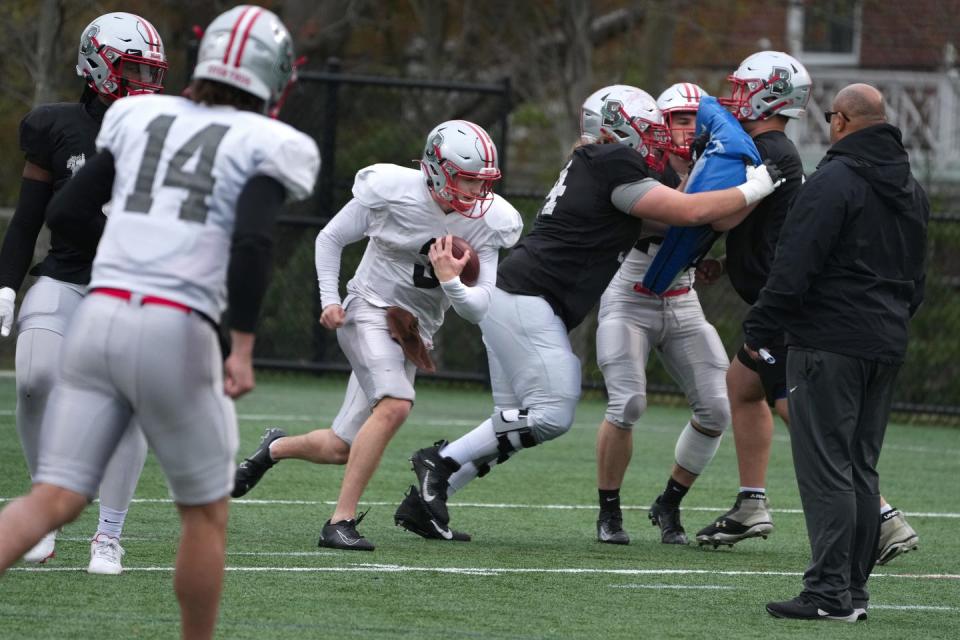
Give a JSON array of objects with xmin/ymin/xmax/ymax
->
[
  {"xmin": 601, "ymin": 100, "xmax": 626, "ymax": 127},
  {"xmin": 767, "ymin": 67, "xmax": 792, "ymax": 96},
  {"xmin": 80, "ymin": 25, "xmax": 99, "ymax": 55}
]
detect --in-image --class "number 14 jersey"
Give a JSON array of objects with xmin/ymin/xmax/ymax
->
[{"xmin": 91, "ymin": 94, "xmax": 320, "ymax": 322}]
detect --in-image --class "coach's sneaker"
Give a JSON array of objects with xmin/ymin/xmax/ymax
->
[
  {"xmin": 876, "ymin": 508, "xmax": 919, "ymax": 565},
  {"xmin": 318, "ymin": 511, "xmax": 375, "ymax": 551},
  {"xmin": 394, "ymin": 486, "xmax": 471, "ymax": 542},
  {"xmin": 648, "ymin": 495, "xmax": 688, "ymax": 545},
  {"xmin": 410, "ymin": 440, "xmax": 460, "ymax": 526},
  {"xmin": 87, "ymin": 534, "xmax": 125, "ymax": 575},
  {"xmin": 766, "ymin": 594, "xmax": 867, "ymax": 622},
  {"xmin": 232, "ymin": 427, "xmax": 286, "ymax": 498},
  {"xmin": 597, "ymin": 510, "xmax": 630, "ymax": 545},
  {"xmin": 22, "ymin": 530, "xmax": 57, "ymax": 564},
  {"xmin": 696, "ymin": 491, "xmax": 774, "ymax": 548}
]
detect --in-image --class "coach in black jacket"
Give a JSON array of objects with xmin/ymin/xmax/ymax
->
[{"xmin": 743, "ymin": 83, "xmax": 929, "ymax": 622}]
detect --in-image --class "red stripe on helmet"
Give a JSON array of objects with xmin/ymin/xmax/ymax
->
[
  {"xmin": 460, "ymin": 120, "xmax": 496, "ymax": 168},
  {"xmin": 132, "ymin": 15, "xmax": 159, "ymax": 52},
  {"xmin": 233, "ymin": 8, "xmax": 264, "ymax": 67},
  {"xmin": 223, "ymin": 5, "xmax": 253, "ymax": 64}
]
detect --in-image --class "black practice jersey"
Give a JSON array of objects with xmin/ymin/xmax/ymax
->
[
  {"xmin": 0, "ymin": 97, "xmax": 107, "ymax": 289},
  {"xmin": 724, "ymin": 130, "xmax": 804, "ymax": 304},
  {"xmin": 497, "ymin": 143, "xmax": 657, "ymax": 330}
]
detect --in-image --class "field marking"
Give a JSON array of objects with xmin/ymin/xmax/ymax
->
[
  {"xmin": 9, "ymin": 563, "xmax": 960, "ymax": 580},
  {"xmin": 1, "ymin": 496, "xmax": 958, "ymax": 519},
  {"xmin": 870, "ymin": 605, "xmax": 960, "ymax": 611},
  {"xmin": 610, "ymin": 584, "xmax": 735, "ymax": 590}
]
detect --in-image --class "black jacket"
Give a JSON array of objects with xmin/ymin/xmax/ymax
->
[{"xmin": 743, "ymin": 123, "xmax": 929, "ymax": 364}]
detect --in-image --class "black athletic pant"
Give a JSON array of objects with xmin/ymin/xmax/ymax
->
[{"xmin": 786, "ymin": 347, "xmax": 900, "ymax": 611}]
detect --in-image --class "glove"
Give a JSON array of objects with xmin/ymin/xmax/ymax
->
[
  {"xmin": 385, "ymin": 306, "xmax": 436, "ymax": 373},
  {"xmin": 736, "ymin": 162, "xmax": 784, "ymax": 206},
  {"xmin": 689, "ymin": 132, "xmax": 710, "ymax": 164},
  {"xmin": 0, "ymin": 287, "xmax": 16, "ymax": 337}
]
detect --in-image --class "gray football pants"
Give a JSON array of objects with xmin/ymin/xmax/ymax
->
[
  {"xmin": 16, "ymin": 277, "xmax": 147, "ymax": 510},
  {"xmin": 787, "ymin": 347, "xmax": 899, "ymax": 611}
]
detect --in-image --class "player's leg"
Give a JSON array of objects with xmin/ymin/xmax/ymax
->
[
  {"xmin": 319, "ymin": 298, "xmax": 415, "ymax": 549},
  {"xmin": 0, "ymin": 484, "xmax": 88, "ymax": 571},
  {"xmin": 231, "ymin": 375, "xmax": 359, "ymax": 498},
  {"xmin": 652, "ymin": 295, "xmax": 729, "ymax": 544},
  {"xmin": 175, "ymin": 498, "xmax": 229, "ymax": 640},
  {"xmin": 594, "ymin": 290, "xmax": 657, "ymax": 545},
  {"xmin": 413, "ymin": 290, "xmax": 580, "ymax": 527},
  {"xmin": 90, "ymin": 423, "xmax": 148, "ymax": 574},
  {"xmin": 13, "ymin": 277, "xmax": 86, "ymax": 562}
]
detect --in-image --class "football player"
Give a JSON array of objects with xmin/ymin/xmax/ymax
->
[
  {"xmin": 694, "ymin": 51, "xmax": 920, "ymax": 564},
  {"xmin": 593, "ymin": 83, "xmax": 731, "ymax": 546},
  {"xmin": 230, "ymin": 120, "xmax": 523, "ymax": 550},
  {"xmin": 0, "ymin": 12, "xmax": 168, "ymax": 574},
  {"xmin": 0, "ymin": 6, "xmax": 318, "ymax": 639},
  {"xmin": 403, "ymin": 89, "xmax": 783, "ymax": 537}
]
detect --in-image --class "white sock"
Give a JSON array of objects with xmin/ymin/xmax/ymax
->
[
  {"xmin": 447, "ymin": 461, "xmax": 481, "ymax": 497},
  {"xmin": 880, "ymin": 503, "xmax": 894, "ymax": 515},
  {"xmin": 740, "ymin": 486, "xmax": 766, "ymax": 495},
  {"xmin": 97, "ymin": 506, "xmax": 127, "ymax": 539},
  {"xmin": 440, "ymin": 419, "xmax": 499, "ymax": 465}
]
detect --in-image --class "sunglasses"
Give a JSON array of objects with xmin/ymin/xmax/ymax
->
[{"xmin": 824, "ymin": 110, "xmax": 851, "ymax": 124}]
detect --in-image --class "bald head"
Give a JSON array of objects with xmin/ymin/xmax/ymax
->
[{"xmin": 834, "ymin": 83, "xmax": 887, "ymax": 124}]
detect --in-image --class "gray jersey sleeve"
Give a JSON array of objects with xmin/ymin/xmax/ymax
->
[
  {"xmin": 611, "ymin": 178, "xmax": 660, "ymax": 214},
  {"xmin": 315, "ymin": 198, "xmax": 371, "ymax": 308}
]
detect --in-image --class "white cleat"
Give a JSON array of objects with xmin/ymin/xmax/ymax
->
[
  {"xmin": 87, "ymin": 534, "xmax": 125, "ymax": 575},
  {"xmin": 23, "ymin": 530, "xmax": 57, "ymax": 564}
]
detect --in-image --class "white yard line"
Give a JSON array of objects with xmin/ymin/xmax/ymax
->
[{"xmin": 610, "ymin": 584, "xmax": 736, "ymax": 590}]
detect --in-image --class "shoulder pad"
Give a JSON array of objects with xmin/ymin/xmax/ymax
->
[
  {"xmin": 255, "ymin": 119, "xmax": 320, "ymax": 202},
  {"xmin": 483, "ymin": 195, "xmax": 524, "ymax": 248},
  {"xmin": 351, "ymin": 164, "xmax": 424, "ymax": 208},
  {"xmin": 19, "ymin": 104, "xmax": 70, "ymax": 168}
]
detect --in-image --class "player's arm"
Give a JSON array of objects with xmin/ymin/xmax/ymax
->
[
  {"xmin": 624, "ymin": 164, "xmax": 779, "ymax": 227},
  {"xmin": 314, "ymin": 198, "xmax": 372, "ymax": 328},
  {"xmin": 223, "ymin": 175, "xmax": 286, "ymax": 398},
  {"xmin": 44, "ymin": 151, "xmax": 113, "ymax": 253},
  {"xmin": 435, "ymin": 240, "xmax": 498, "ymax": 324}
]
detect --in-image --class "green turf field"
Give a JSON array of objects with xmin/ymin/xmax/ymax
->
[{"xmin": 1, "ymin": 371, "xmax": 958, "ymax": 639}]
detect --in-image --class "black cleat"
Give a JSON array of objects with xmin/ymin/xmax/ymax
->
[
  {"xmin": 318, "ymin": 511, "xmax": 375, "ymax": 551},
  {"xmin": 232, "ymin": 427, "xmax": 286, "ymax": 498},
  {"xmin": 410, "ymin": 441, "xmax": 460, "ymax": 526},
  {"xmin": 766, "ymin": 594, "xmax": 866, "ymax": 622},
  {"xmin": 648, "ymin": 495, "xmax": 689, "ymax": 545},
  {"xmin": 394, "ymin": 486, "xmax": 471, "ymax": 542},
  {"xmin": 597, "ymin": 510, "xmax": 630, "ymax": 545}
]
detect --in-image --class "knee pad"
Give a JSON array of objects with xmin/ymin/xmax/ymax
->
[
  {"xmin": 691, "ymin": 395, "xmax": 731, "ymax": 434},
  {"xmin": 674, "ymin": 422, "xmax": 723, "ymax": 476},
  {"xmin": 605, "ymin": 392, "xmax": 647, "ymax": 430},
  {"xmin": 492, "ymin": 409, "xmax": 538, "ymax": 463}
]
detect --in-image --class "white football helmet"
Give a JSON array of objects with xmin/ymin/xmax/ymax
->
[
  {"xmin": 76, "ymin": 13, "xmax": 167, "ymax": 99},
  {"xmin": 657, "ymin": 82, "xmax": 708, "ymax": 160},
  {"xmin": 420, "ymin": 120, "xmax": 501, "ymax": 219},
  {"xmin": 193, "ymin": 5, "xmax": 296, "ymax": 113},
  {"xmin": 719, "ymin": 51, "xmax": 812, "ymax": 121},
  {"xmin": 580, "ymin": 84, "xmax": 639, "ymax": 143},
  {"xmin": 598, "ymin": 89, "xmax": 670, "ymax": 170}
]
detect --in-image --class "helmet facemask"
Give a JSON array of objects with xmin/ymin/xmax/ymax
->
[
  {"xmin": 95, "ymin": 46, "xmax": 167, "ymax": 98},
  {"xmin": 662, "ymin": 110, "xmax": 698, "ymax": 160}
]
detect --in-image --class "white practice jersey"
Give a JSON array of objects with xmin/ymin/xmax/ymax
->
[
  {"xmin": 90, "ymin": 94, "xmax": 319, "ymax": 321},
  {"xmin": 316, "ymin": 164, "xmax": 523, "ymax": 339}
]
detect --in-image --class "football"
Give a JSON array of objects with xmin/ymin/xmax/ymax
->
[{"xmin": 450, "ymin": 236, "xmax": 480, "ymax": 286}]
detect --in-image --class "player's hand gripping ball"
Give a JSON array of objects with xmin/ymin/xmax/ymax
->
[{"xmin": 429, "ymin": 235, "xmax": 480, "ymax": 286}]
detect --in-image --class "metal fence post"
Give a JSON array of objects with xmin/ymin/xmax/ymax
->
[
  {"xmin": 318, "ymin": 57, "xmax": 342, "ymax": 218},
  {"xmin": 498, "ymin": 75, "xmax": 512, "ymax": 193}
]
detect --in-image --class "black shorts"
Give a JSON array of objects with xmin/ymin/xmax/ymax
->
[{"xmin": 736, "ymin": 336, "xmax": 787, "ymax": 406}]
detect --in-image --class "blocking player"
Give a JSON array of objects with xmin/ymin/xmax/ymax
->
[
  {"xmin": 694, "ymin": 52, "xmax": 920, "ymax": 564},
  {"xmin": 0, "ymin": 12, "xmax": 168, "ymax": 574},
  {"xmin": 593, "ymin": 83, "xmax": 731, "ymax": 546},
  {"xmin": 231, "ymin": 120, "xmax": 523, "ymax": 550},
  {"xmin": 403, "ymin": 89, "xmax": 783, "ymax": 537},
  {"xmin": 0, "ymin": 6, "xmax": 318, "ymax": 639}
]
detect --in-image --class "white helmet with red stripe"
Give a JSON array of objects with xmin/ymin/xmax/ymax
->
[
  {"xmin": 421, "ymin": 120, "xmax": 501, "ymax": 219},
  {"xmin": 718, "ymin": 51, "xmax": 812, "ymax": 121},
  {"xmin": 657, "ymin": 82, "xmax": 708, "ymax": 159},
  {"xmin": 76, "ymin": 12, "xmax": 167, "ymax": 100},
  {"xmin": 598, "ymin": 89, "xmax": 671, "ymax": 170},
  {"xmin": 192, "ymin": 5, "xmax": 296, "ymax": 111}
]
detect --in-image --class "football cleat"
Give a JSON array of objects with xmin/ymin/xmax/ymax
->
[
  {"xmin": 696, "ymin": 491, "xmax": 774, "ymax": 548},
  {"xmin": 766, "ymin": 594, "xmax": 866, "ymax": 622},
  {"xmin": 318, "ymin": 510, "xmax": 374, "ymax": 551},
  {"xmin": 394, "ymin": 486, "xmax": 471, "ymax": 542},
  {"xmin": 876, "ymin": 508, "xmax": 919, "ymax": 565},
  {"xmin": 231, "ymin": 427, "xmax": 286, "ymax": 498},
  {"xmin": 22, "ymin": 530, "xmax": 57, "ymax": 564},
  {"xmin": 410, "ymin": 440, "xmax": 460, "ymax": 526},
  {"xmin": 648, "ymin": 495, "xmax": 688, "ymax": 545},
  {"xmin": 597, "ymin": 510, "xmax": 630, "ymax": 545},
  {"xmin": 87, "ymin": 534, "xmax": 125, "ymax": 575}
]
